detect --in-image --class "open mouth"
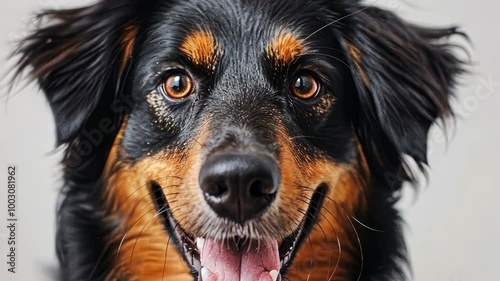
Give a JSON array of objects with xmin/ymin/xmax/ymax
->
[{"xmin": 151, "ymin": 182, "xmax": 326, "ymax": 281}]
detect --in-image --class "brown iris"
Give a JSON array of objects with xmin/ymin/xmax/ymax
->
[
  {"xmin": 291, "ymin": 73, "xmax": 319, "ymax": 100},
  {"xmin": 162, "ymin": 72, "xmax": 193, "ymax": 99}
]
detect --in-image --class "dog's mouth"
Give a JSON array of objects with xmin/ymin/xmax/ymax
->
[{"xmin": 151, "ymin": 182, "xmax": 326, "ymax": 281}]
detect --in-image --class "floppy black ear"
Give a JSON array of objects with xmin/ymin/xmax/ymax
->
[
  {"xmin": 338, "ymin": 6, "xmax": 466, "ymax": 187},
  {"xmin": 13, "ymin": 0, "xmax": 143, "ymax": 144}
]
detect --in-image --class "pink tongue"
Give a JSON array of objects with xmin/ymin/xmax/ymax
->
[{"xmin": 199, "ymin": 238, "xmax": 280, "ymax": 281}]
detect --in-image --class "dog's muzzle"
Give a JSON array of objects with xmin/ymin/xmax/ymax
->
[{"xmin": 199, "ymin": 151, "xmax": 281, "ymax": 223}]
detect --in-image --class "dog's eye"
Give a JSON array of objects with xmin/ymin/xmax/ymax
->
[
  {"xmin": 291, "ymin": 73, "xmax": 320, "ymax": 100},
  {"xmin": 161, "ymin": 72, "xmax": 193, "ymax": 100}
]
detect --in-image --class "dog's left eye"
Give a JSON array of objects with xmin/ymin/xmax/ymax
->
[
  {"xmin": 291, "ymin": 73, "xmax": 320, "ymax": 100},
  {"xmin": 160, "ymin": 72, "xmax": 193, "ymax": 100}
]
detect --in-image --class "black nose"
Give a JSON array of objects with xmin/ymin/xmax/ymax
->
[{"xmin": 199, "ymin": 151, "xmax": 280, "ymax": 223}]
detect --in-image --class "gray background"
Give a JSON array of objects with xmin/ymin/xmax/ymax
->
[{"xmin": 0, "ymin": 0, "xmax": 499, "ymax": 280}]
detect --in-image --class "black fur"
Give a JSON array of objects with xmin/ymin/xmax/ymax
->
[
  {"xmin": 337, "ymin": 6, "xmax": 465, "ymax": 187},
  {"xmin": 12, "ymin": 0, "xmax": 465, "ymax": 280}
]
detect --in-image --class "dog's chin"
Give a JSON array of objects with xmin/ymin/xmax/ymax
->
[{"xmin": 150, "ymin": 182, "xmax": 326, "ymax": 281}]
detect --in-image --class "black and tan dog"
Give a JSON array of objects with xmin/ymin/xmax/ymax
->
[{"xmin": 13, "ymin": 0, "xmax": 465, "ymax": 280}]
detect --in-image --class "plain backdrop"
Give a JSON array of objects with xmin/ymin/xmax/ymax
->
[{"xmin": 0, "ymin": 0, "xmax": 499, "ymax": 280}]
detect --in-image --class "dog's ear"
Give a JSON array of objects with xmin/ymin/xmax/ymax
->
[
  {"xmin": 13, "ymin": 0, "xmax": 144, "ymax": 144},
  {"xmin": 337, "ymin": 7, "xmax": 466, "ymax": 187}
]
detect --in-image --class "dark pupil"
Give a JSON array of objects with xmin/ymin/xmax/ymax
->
[
  {"xmin": 294, "ymin": 76, "xmax": 312, "ymax": 94},
  {"xmin": 169, "ymin": 75, "xmax": 185, "ymax": 92}
]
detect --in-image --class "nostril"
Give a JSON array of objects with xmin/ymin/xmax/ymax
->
[
  {"xmin": 213, "ymin": 180, "xmax": 228, "ymax": 197},
  {"xmin": 215, "ymin": 181, "xmax": 228, "ymax": 196},
  {"xmin": 248, "ymin": 179, "xmax": 276, "ymax": 199},
  {"xmin": 204, "ymin": 178, "xmax": 228, "ymax": 198}
]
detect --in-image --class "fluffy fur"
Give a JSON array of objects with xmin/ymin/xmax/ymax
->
[{"xmin": 13, "ymin": 0, "xmax": 465, "ymax": 280}]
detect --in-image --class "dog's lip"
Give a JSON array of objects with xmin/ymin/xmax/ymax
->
[{"xmin": 150, "ymin": 181, "xmax": 327, "ymax": 279}]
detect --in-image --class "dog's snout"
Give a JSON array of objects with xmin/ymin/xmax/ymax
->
[{"xmin": 199, "ymin": 151, "xmax": 280, "ymax": 223}]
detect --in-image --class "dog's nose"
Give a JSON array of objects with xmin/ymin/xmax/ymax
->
[{"xmin": 199, "ymin": 151, "xmax": 280, "ymax": 223}]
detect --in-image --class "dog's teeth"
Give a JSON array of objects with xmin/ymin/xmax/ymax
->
[
  {"xmin": 201, "ymin": 267, "xmax": 211, "ymax": 281},
  {"xmin": 196, "ymin": 237, "xmax": 205, "ymax": 251},
  {"xmin": 269, "ymin": 270, "xmax": 279, "ymax": 281}
]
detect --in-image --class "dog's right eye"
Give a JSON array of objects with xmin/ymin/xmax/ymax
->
[{"xmin": 160, "ymin": 72, "xmax": 193, "ymax": 100}]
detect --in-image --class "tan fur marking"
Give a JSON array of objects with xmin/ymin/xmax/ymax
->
[
  {"xmin": 154, "ymin": 122, "xmax": 211, "ymax": 236},
  {"xmin": 346, "ymin": 42, "xmax": 371, "ymax": 88},
  {"xmin": 356, "ymin": 140, "xmax": 371, "ymax": 181},
  {"xmin": 276, "ymin": 127, "xmax": 369, "ymax": 280},
  {"xmin": 267, "ymin": 31, "xmax": 305, "ymax": 64},
  {"xmin": 180, "ymin": 30, "xmax": 219, "ymax": 68},
  {"xmin": 103, "ymin": 120, "xmax": 198, "ymax": 280},
  {"xmin": 119, "ymin": 23, "xmax": 138, "ymax": 75}
]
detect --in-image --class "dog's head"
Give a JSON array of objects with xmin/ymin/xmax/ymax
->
[{"xmin": 15, "ymin": 0, "xmax": 464, "ymax": 280}]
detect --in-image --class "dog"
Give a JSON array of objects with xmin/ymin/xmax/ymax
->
[{"xmin": 12, "ymin": 0, "xmax": 465, "ymax": 280}]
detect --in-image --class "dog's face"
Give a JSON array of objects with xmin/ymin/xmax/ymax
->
[
  {"xmin": 113, "ymin": 2, "xmax": 360, "ymax": 279},
  {"xmin": 14, "ymin": 0, "xmax": 464, "ymax": 280}
]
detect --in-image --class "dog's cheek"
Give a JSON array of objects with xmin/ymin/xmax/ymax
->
[
  {"xmin": 273, "ymin": 131, "xmax": 312, "ymax": 236},
  {"xmin": 274, "ymin": 125, "xmax": 362, "ymax": 236},
  {"xmin": 100, "ymin": 120, "xmax": 197, "ymax": 280},
  {"xmin": 156, "ymin": 121, "xmax": 210, "ymax": 235},
  {"xmin": 283, "ymin": 145, "xmax": 370, "ymax": 279}
]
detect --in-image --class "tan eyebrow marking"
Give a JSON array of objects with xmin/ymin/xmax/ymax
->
[
  {"xmin": 266, "ymin": 31, "xmax": 305, "ymax": 65},
  {"xmin": 180, "ymin": 29, "xmax": 219, "ymax": 69}
]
